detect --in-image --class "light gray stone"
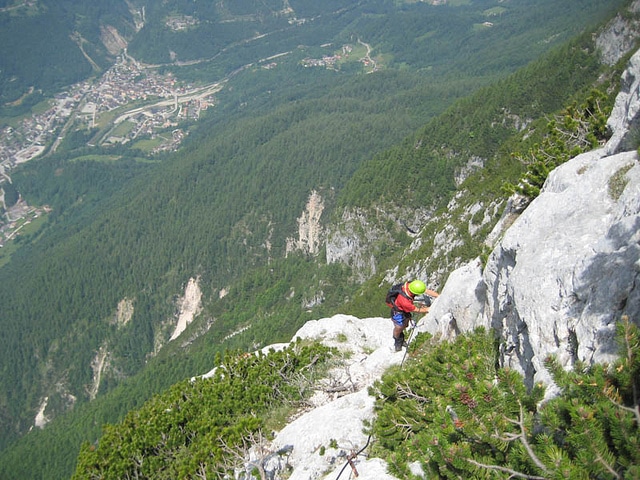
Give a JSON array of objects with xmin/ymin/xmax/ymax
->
[
  {"xmin": 483, "ymin": 149, "xmax": 639, "ymax": 389},
  {"xmin": 606, "ymin": 48, "xmax": 640, "ymax": 154},
  {"xmin": 421, "ymin": 258, "xmax": 486, "ymax": 341}
]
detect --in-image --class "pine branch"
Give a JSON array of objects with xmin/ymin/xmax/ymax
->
[
  {"xmin": 465, "ymin": 458, "xmax": 547, "ymax": 480},
  {"xmin": 594, "ymin": 451, "xmax": 620, "ymax": 480},
  {"xmin": 391, "ymin": 417, "xmax": 414, "ymax": 441},
  {"xmin": 606, "ymin": 395, "xmax": 640, "ymax": 427},
  {"xmin": 195, "ymin": 462, "xmax": 208, "ymax": 480},
  {"xmin": 396, "ymin": 381, "xmax": 430, "ymax": 403},
  {"xmin": 604, "ymin": 317, "xmax": 640, "ymax": 426},
  {"xmin": 622, "ymin": 316, "xmax": 640, "ymax": 426},
  {"xmin": 494, "ymin": 401, "xmax": 550, "ymax": 475}
]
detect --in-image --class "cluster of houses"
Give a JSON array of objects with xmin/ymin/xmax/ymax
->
[
  {"xmin": 301, "ymin": 45, "xmax": 354, "ymax": 69},
  {"xmin": 83, "ymin": 57, "xmax": 180, "ymax": 120},
  {"xmin": 0, "ymin": 53, "xmax": 216, "ymax": 248}
]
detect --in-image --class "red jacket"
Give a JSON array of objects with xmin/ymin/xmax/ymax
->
[{"xmin": 394, "ymin": 282, "xmax": 417, "ymax": 313}]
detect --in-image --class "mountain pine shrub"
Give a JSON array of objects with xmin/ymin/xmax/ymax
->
[
  {"xmin": 370, "ymin": 317, "xmax": 639, "ymax": 479},
  {"xmin": 504, "ymin": 88, "xmax": 612, "ymax": 200},
  {"xmin": 539, "ymin": 316, "xmax": 640, "ymax": 479},
  {"xmin": 72, "ymin": 341, "xmax": 334, "ymax": 479}
]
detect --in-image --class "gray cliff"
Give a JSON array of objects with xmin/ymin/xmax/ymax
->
[{"xmin": 426, "ymin": 49, "xmax": 640, "ymax": 392}]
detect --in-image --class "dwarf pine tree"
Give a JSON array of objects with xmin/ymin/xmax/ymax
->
[
  {"xmin": 73, "ymin": 341, "xmax": 334, "ymax": 479},
  {"xmin": 370, "ymin": 318, "xmax": 639, "ymax": 479},
  {"xmin": 369, "ymin": 329, "xmax": 546, "ymax": 478},
  {"xmin": 504, "ymin": 88, "xmax": 611, "ymax": 200},
  {"xmin": 539, "ymin": 316, "xmax": 640, "ymax": 479}
]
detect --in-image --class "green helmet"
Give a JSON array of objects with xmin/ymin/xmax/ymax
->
[{"xmin": 408, "ymin": 280, "xmax": 426, "ymax": 295}]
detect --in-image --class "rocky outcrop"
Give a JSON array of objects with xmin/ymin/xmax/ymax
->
[
  {"xmin": 286, "ymin": 190, "xmax": 325, "ymax": 257},
  {"xmin": 326, "ymin": 201, "xmax": 433, "ymax": 283},
  {"xmin": 425, "ymin": 49, "xmax": 640, "ymax": 392},
  {"xmin": 325, "ymin": 208, "xmax": 381, "ymax": 281},
  {"xmin": 595, "ymin": 0, "xmax": 640, "ymax": 66},
  {"xmin": 169, "ymin": 277, "xmax": 203, "ymax": 341},
  {"xmin": 113, "ymin": 298, "xmax": 134, "ymax": 327},
  {"xmin": 194, "ymin": 315, "xmax": 403, "ymax": 479},
  {"xmin": 87, "ymin": 345, "xmax": 110, "ymax": 401},
  {"xmin": 256, "ymin": 315, "xmax": 402, "ymax": 480},
  {"xmin": 488, "ymin": 148, "xmax": 638, "ymax": 388},
  {"xmin": 607, "ymin": 48, "xmax": 640, "ymax": 155}
]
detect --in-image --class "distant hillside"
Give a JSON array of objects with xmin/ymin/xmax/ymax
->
[
  {"xmin": 0, "ymin": 0, "xmax": 626, "ymax": 109},
  {"xmin": 0, "ymin": 1, "xmax": 634, "ymax": 478}
]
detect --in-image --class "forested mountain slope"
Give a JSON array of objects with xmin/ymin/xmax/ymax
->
[
  {"xmin": 0, "ymin": 0, "xmax": 626, "ymax": 108},
  {"xmin": 0, "ymin": 1, "xmax": 635, "ymax": 478}
]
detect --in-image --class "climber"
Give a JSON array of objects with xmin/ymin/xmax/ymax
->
[{"xmin": 386, "ymin": 280, "xmax": 439, "ymax": 352}]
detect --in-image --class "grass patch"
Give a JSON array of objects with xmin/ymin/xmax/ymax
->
[
  {"xmin": 608, "ymin": 163, "xmax": 633, "ymax": 201},
  {"xmin": 0, "ymin": 213, "xmax": 48, "ymax": 267},
  {"xmin": 70, "ymin": 154, "xmax": 122, "ymax": 163},
  {"xmin": 110, "ymin": 120, "xmax": 136, "ymax": 138},
  {"xmin": 484, "ymin": 6, "xmax": 507, "ymax": 16},
  {"xmin": 132, "ymin": 135, "xmax": 170, "ymax": 152},
  {"xmin": 263, "ymin": 404, "xmax": 296, "ymax": 432},
  {"xmin": 0, "ymin": 240, "xmax": 19, "ymax": 268}
]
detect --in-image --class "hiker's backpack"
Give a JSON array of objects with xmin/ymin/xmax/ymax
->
[{"xmin": 385, "ymin": 283, "xmax": 410, "ymax": 309}]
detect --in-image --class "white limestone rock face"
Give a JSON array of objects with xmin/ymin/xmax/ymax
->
[
  {"xmin": 428, "ymin": 48, "xmax": 640, "ymax": 392},
  {"xmin": 421, "ymin": 258, "xmax": 486, "ymax": 341},
  {"xmin": 286, "ymin": 190, "xmax": 325, "ymax": 257},
  {"xmin": 196, "ymin": 315, "xmax": 404, "ymax": 479},
  {"xmin": 595, "ymin": 1, "xmax": 640, "ymax": 67},
  {"xmin": 483, "ymin": 149, "xmax": 640, "ymax": 388},
  {"xmin": 606, "ymin": 48, "xmax": 640, "ymax": 155},
  {"xmin": 325, "ymin": 208, "xmax": 383, "ymax": 281},
  {"xmin": 269, "ymin": 315, "xmax": 404, "ymax": 480}
]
